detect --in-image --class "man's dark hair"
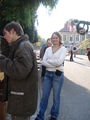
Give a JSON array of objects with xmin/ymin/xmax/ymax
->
[
  {"xmin": 4, "ymin": 21, "xmax": 24, "ymax": 36},
  {"xmin": 47, "ymin": 38, "xmax": 51, "ymax": 42}
]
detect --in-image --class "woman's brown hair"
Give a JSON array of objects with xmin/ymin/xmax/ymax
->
[{"xmin": 51, "ymin": 32, "xmax": 62, "ymax": 45}]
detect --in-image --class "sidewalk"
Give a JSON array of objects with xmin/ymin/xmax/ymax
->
[
  {"xmin": 66, "ymin": 54, "xmax": 88, "ymax": 60},
  {"xmin": 75, "ymin": 54, "xmax": 88, "ymax": 60},
  {"xmin": 18, "ymin": 54, "xmax": 90, "ymax": 120},
  {"xmin": 66, "ymin": 54, "xmax": 90, "ymax": 67},
  {"xmin": 6, "ymin": 54, "xmax": 90, "ymax": 120}
]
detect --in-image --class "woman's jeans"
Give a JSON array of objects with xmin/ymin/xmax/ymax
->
[{"xmin": 37, "ymin": 70, "xmax": 64, "ymax": 120}]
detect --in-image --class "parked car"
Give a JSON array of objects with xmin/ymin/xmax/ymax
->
[{"xmin": 86, "ymin": 48, "xmax": 90, "ymax": 61}]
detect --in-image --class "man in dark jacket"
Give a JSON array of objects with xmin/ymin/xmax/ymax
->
[
  {"xmin": 40, "ymin": 38, "xmax": 52, "ymax": 60},
  {"xmin": 0, "ymin": 21, "xmax": 38, "ymax": 120}
]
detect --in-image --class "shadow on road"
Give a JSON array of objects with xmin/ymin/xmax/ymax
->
[
  {"xmin": 74, "ymin": 61, "xmax": 90, "ymax": 67},
  {"xmin": 58, "ymin": 76, "xmax": 90, "ymax": 120},
  {"xmin": 65, "ymin": 58, "xmax": 90, "ymax": 68}
]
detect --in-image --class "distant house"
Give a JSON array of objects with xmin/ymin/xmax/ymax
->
[
  {"xmin": 59, "ymin": 19, "xmax": 88, "ymax": 48},
  {"xmin": 59, "ymin": 28, "xmax": 84, "ymax": 47}
]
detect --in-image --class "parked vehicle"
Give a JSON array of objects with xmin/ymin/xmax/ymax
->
[{"xmin": 86, "ymin": 48, "xmax": 90, "ymax": 61}]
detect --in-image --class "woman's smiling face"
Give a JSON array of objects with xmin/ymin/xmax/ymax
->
[{"xmin": 51, "ymin": 34, "xmax": 60, "ymax": 46}]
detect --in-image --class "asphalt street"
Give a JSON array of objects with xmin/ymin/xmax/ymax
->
[
  {"xmin": 6, "ymin": 55, "xmax": 90, "ymax": 120},
  {"xmin": 45, "ymin": 55, "xmax": 90, "ymax": 120}
]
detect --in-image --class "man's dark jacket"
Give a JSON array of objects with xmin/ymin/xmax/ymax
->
[{"xmin": 0, "ymin": 36, "xmax": 38, "ymax": 116}]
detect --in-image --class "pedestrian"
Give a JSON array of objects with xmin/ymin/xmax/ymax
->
[
  {"xmin": 0, "ymin": 21, "xmax": 38, "ymax": 120},
  {"xmin": 40, "ymin": 38, "xmax": 52, "ymax": 77},
  {"xmin": 40, "ymin": 38, "xmax": 52, "ymax": 60},
  {"xmin": 73, "ymin": 46, "xmax": 77, "ymax": 57},
  {"xmin": 35, "ymin": 32, "xmax": 66, "ymax": 120},
  {"xmin": 70, "ymin": 43, "xmax": 74, "ymax": 61}
]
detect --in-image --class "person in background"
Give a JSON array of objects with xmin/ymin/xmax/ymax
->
[
  {"xmin": 0, "ymin": 21, "xmax": 38, "ymax": 120},
  {"xmin": 73, "ymin": 46, "xmax": 77, "ymax": 57},
  {"xmin": 40, "ymin": 38, "xmax": 52, "ymax": 78},
  {"xmin": 40, "ymin": 38, "xmax": 52, "ymax": 60},
  {"xmin": 70, "ymin": 43, "xmax": 74, "ymax": 61},
  {"xmin": 35, "ymin": 32, "xmax": 66, "ymax": 120},
  {"xmin": 0, "ymin": 35, "xmax": 9, "ymax": 120}
]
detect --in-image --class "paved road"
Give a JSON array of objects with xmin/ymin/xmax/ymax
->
[
  {"xmin": 32, "ymin": 55, "xmax": 90, "ymax": 120},
  {"xmin": 45, "ymin": 55, "xmax": 90, "ymax": 120},
  {"xmin": 7, "ymin": 55, "xmax": 90, "ymax": 120}
]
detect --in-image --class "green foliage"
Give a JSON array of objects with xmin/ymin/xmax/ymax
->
[
  {"xmin": 80, "ymin": 39, "xmax": 90, "ymax": 49},
  {"xmin": 0, "ymin": 0, "xmax": 59, "ymax": 41}
]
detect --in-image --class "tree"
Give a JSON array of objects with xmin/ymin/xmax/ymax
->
[
  {"xmin": 0, "ymin": 0, "xmax": 59, "ymax": 42},
  {"xmin": 79, "ymin": 39, "xmax": 90, "ymax": 49}
]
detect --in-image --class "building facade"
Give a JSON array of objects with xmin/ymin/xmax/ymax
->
[{"xmin": 59, "ymin": 19, "xmax": 87, "ymax": 48}]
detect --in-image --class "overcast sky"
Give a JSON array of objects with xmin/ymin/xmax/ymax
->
[{"xmin": 36, "ymin": 0, "xmax": 90, "ymax": 39}]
